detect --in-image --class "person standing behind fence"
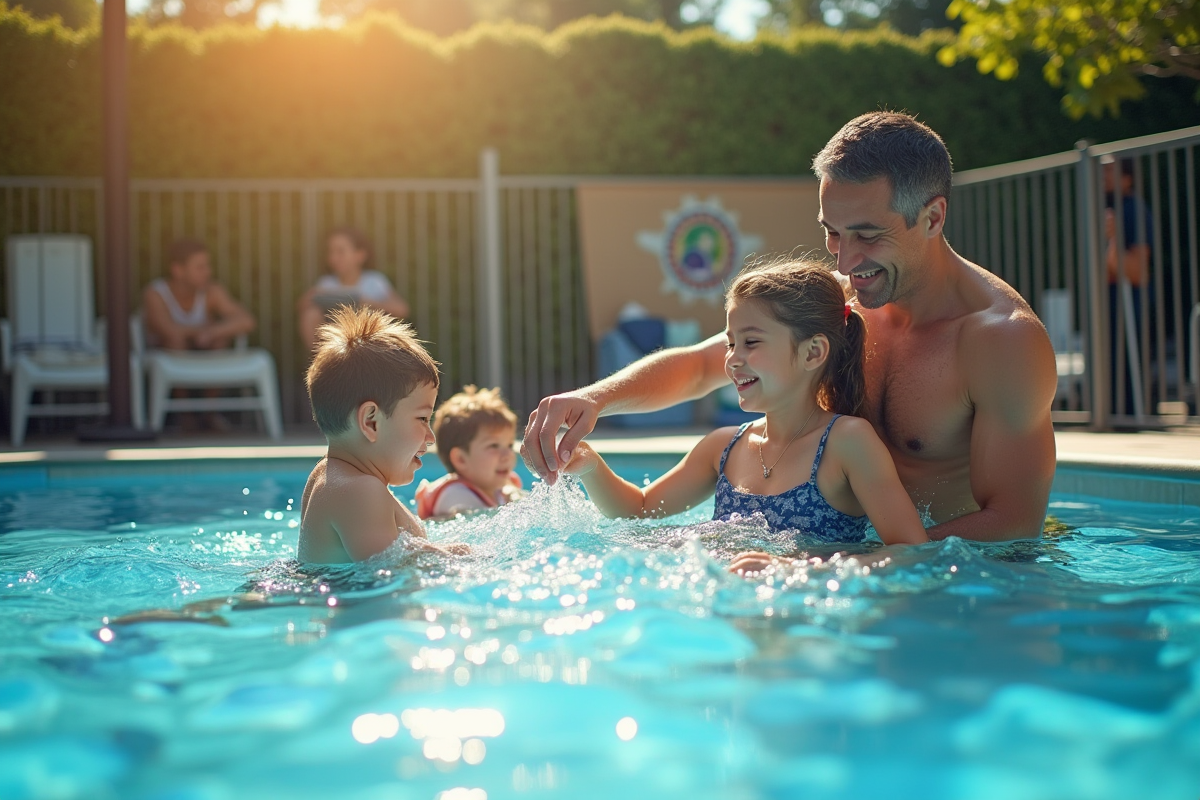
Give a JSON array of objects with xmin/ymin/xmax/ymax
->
[
  {"xmin": 297, "ymin": 226, "xmax": 411, "ymax": 353},
  {"xmin": 1103, "ymin": 156, "xmax": 1154, "ymax": 418},
  {"xmin": 143, "ymin": 237, "xmax": 256, "ymax": 351}
]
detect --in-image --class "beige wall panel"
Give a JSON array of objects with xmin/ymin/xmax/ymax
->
[{"xmin": 576, "ymin": 180, "xmax": 823, "ymax": 341}]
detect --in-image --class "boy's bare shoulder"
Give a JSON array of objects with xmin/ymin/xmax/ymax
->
[{"xmin": 318, "ymin": 460, "xmax": 392, "ymax": 504}]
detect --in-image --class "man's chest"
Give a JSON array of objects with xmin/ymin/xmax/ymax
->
[{"xmin": 863, "ymin": 323, "xmax": 973, "ymax": 463}]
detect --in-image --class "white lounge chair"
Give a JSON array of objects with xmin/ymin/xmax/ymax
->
[
  {"xmin": 135, "ymin": 315, "xmax": 283, "ymax": 440},
  {"xmin": 2, "ymin": 234, "xmax": 145, "ymax": 446}
]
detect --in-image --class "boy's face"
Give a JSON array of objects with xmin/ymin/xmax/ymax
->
[
  {"xmin": 375, "ymin": 383, "xmax": 438, "ymax": 486},
  {"xmin": 451, "ymin": 424, "xmax": 517, "ymax": 495}
]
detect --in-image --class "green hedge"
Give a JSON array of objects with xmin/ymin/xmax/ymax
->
[{"xmin": 2, "ymin": 7, "xmax": 1199, "ymax": 178}]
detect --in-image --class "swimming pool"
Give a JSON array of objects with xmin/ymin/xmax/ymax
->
[{"xmin": 1, "ymin": 455, "xmax": 1198, "ymax": 800}]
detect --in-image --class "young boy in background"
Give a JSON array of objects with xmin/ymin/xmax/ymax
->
[
  {"xmin": 416, "ymin": 386, "xmax": 523, "ymax": 521},
  {"xmin": 299, "ymin": 307, "xmax": 468, "ymax": 564}
]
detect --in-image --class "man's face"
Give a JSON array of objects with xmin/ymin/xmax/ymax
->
[
  {"xmin": 172, "ymin": 252, "xmax": 212, "ymax": 291},
  {"xmin": 1103, "ymin": 162, "xmax": 1133, "ymax": 196},
  {"xmin": 818, "ymin": 176, "xmax": 924, "ymax": 309}
]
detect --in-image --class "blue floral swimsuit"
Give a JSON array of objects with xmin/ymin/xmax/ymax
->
[{"xmin": 713, "ymin": 415, "xmax": 869, "ymax": 543}]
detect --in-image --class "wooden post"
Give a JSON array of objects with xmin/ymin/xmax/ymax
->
[{"xmin": 102, "ymin": 0, "xmax": 132, "ymax": 428}]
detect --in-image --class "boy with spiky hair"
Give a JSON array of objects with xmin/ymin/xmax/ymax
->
[
  {"xmin": 416, "ymin": 385, "xmax": 523, "ymax": 521},
  {"xmin": 299, "ymin": 306, "xmax": 467, "ymax": 563}
]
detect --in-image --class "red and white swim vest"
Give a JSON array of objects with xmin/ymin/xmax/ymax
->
[{"xmin": 416, "ymin": 473, "xmax": 523, "ymax": 520}]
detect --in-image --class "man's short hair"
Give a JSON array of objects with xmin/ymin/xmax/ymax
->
[
  {"xmin": 432, "ymin": 385, "xmax": 517, "ymax": 471},
  {"xmin": 306, "ymin": 306, "xmax": 439, "ymax": 437},
  {"xmin": 812, "ymin": 111, "xmax": 953, "ymax": 228},
  {"xmin": 167, "ymin": 237, "xmax": 208, "ymax": 269}
]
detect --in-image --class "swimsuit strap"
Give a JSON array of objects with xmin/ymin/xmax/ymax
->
[
  {"xmin": 809, "ymin": 414, "xmax": 843, "ymax": 482},
  {"xmin": 718, "ymin": 422, "xmax": 754, "ymax": 474}
]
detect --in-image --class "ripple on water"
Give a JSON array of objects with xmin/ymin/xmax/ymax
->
[{"xmin": 1, "ymin": 472, "xmax": 1199, "ymax": 799}]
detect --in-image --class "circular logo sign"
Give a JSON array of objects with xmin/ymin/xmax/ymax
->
[
  {"xmin": 667, "ymin": 212, "xmax": 737, "ymax": 292},
  {"xmin": 637, "ymin": 196, "xmax": 764, "ymax": 305}
]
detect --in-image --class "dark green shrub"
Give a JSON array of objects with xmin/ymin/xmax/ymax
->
[{"xmin": 2, "ymin": 8, "xmax": 1198, "ymax": 178}]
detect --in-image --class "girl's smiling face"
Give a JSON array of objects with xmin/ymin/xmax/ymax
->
[{"xmin": 725, "ymin": 298, "xmax": 817, "ymax": 413}]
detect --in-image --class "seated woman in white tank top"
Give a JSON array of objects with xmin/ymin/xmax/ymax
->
[
  {"xmin": 297, "ymin": 227, "xmax": 411, "ymax": 353},
  {"xmin": 141, "ymin": 238, "xmax": 256, "ymax": 351}
]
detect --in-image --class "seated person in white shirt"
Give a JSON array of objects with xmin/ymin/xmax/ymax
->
[
  {"xmin": 142, "ymin": 238, "xmax": 258, "ymax": 432},
  {"xmin": 416, "ymin": 386, "xmax": 523, "ymax": 521},
  {"xmin": 297, "ymin": 226, "xmax": 411, "ymax": 352},
  {"xmin": 143, "ymin": 238, "xmax": 256, "ymax": 351}
]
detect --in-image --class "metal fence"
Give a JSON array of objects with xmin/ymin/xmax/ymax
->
[
  {"xmin": 948, "ymin": 125, "xmax": 1200, "ymax": 428},
  {"xmin": 0, "ymin": 152, "xmax": 592, "ymax": 430},
  {"xmin": 6, "ymin": 128, "xmax": 1200, "ymax": 435}
]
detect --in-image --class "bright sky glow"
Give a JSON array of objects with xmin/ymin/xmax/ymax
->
[
  {"xmin": 714, "ymin": 0, "xmax": 770, "ymax": 40},
  {"xmin": 119, "ymin": 0, "xmax": 766, "ymax": 37}
]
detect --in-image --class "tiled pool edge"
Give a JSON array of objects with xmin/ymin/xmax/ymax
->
[
  {"xmin": 1053, "ymin": 456, "xmax": 1200, "ymax": 507},
  {"xmin": 1, "ymin": 441, "xmax": 1197, "ymax": 505}
]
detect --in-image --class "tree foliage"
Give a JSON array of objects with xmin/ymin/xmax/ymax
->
[
  {"xmin": 8, "ymin": 0, "xmax": 94, "ymax": 27},
  {"xmin": 938, "ymin": 0, "xmax": 1200, "ymax": 118},
  {"xmin": 3, "ymin": 7, "xmax": 1199, "ymax": 179},
  {"xmin": 141, "ymin": 0, "xmax": 266, "ymax": 29},
  {"xmin": 315, "ymin": 0, "xmax": 684, "ymax": 32},
  {"xmin": 755, "ymin": 0, "xmax": 955, "ymax": 34}
]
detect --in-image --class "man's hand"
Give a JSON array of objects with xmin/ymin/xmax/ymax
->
[
  {"xmin": 521, "ymin": 392, "xmax": 600, "ymax": 485},
  {"xmin": 192, "ymin": 325, "xmax": 218, "ymax": 349}
]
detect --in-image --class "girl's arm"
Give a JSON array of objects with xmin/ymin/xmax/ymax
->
[
  {"xmin": 835, "ymin": 418, "xmax": 929, "ymax": 545},
  {"xmin": 563, "ymin": 430, "xmax": 731, "ymax": 519}
]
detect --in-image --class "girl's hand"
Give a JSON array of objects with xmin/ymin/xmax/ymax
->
[
  {"xmin": 729, "ymin": 551, "xmax": 789, "ymax": 577},
  {"xmin": 560, "ymin": 441, "xmax": 599, "ymax": 477}
]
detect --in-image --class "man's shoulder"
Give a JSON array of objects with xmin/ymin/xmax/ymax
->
[
  {"xmin": 960, "ymin": 263, "xmax": 1047, "ymax": 344},
  {"xmin": 956, "ymin": 264, "xmax": 1055, "ymax": 381}
]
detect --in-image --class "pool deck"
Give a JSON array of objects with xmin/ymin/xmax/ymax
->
[{"xmin": 1, "ymin": 427, "xmax": 1197, "ymax": 504}]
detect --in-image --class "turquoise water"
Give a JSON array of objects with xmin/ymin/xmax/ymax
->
[{"xmin": 1, "ymin": 458, "xmax": 1199, "ymax": 800}]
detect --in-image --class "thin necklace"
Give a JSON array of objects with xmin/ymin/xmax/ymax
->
[{"xmin": 757, "ymin": 405, "xmax": 818, "ymax": 479}]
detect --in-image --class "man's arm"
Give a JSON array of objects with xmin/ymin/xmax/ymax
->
[
  {"xmin": 926, "ymin": 317, "xmax": 1058, "ymax": 542},
  {"xmin": 522, "ymin": 334, "xmax": 728, "ymax": 482},
  {"xmin": 206, "ymin": 285, "xmax": 256, "ymax": 340}
]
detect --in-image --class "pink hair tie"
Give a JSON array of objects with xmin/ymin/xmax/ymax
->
[{"xmin": 844, "ymin": 302, "xmax": 852, "ymax": 323}]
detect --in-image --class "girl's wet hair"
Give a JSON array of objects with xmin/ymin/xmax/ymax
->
[{"xmin": 726, "ymin": 259, "xmax": 867, "ymax": 417}]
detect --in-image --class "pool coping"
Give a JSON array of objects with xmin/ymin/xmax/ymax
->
[{"xmin": 1, "ymin": 431, "xmax": 1197, "ymax": 505}]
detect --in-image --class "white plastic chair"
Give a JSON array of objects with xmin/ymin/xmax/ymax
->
[
  {"xmin": 135, "ymin": 314, "xmax": 283, "ymax": 440},
  {"xmin": 2, "ymin": 234, "xmax": 144, "ymax": 446},
  {"xmin": 1039, "ymin": 289, "xmax": 1086, "ymax": 406}
]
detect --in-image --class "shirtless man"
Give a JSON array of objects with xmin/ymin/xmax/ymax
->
[{"xmin": 522, "ymin": 112, "xmax": 1058, "ymax": 542}]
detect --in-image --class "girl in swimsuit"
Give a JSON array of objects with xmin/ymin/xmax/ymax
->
[{"xmin": 562, "ymin": 259, "xmax": 928, "ymax": 555}]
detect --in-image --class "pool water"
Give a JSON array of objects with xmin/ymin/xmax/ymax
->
[{"xmin": 1, "ymin": 457, "xmax": 1199, "ymax": 800}]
